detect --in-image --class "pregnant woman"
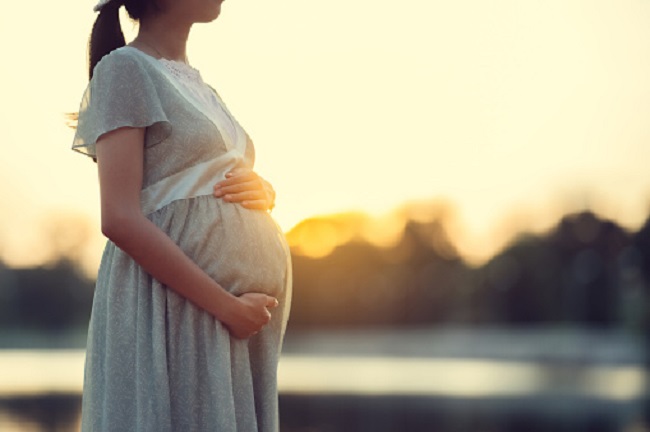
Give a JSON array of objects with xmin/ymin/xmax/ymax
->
[{"xmin": 72, "ymin": 0, "xmax": 291, "ymax": 430}]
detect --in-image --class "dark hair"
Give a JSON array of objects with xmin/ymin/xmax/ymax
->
[{"xmin": 88, "ymin": 0, "xmax": 159, "ymax": 79}]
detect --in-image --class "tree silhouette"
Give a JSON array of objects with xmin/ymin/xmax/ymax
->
[
  {"xmin": 288, "ymin": 209, "xmax": 647, "ymax": 330},
  {"xmin": 0, "ymin": 259, "xmax": 94, "ymax": 333}
]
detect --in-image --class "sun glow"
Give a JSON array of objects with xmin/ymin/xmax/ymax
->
[
  {"xmin": 0, "ymin": 1, "xmax": 649, "ymax": 271},
  {"xmin": 287, "ymin": 212, "xmax": 405, "ymax": 258}
]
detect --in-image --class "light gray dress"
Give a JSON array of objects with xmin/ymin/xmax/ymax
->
[{"xmin": 72, "ymin": 46, "xmax": 292, "ymax": 432}]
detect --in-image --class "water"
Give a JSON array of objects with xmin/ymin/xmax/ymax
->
[{"xmin": 0, "ymin": 328, "xmax": 647, "ymax": 431}]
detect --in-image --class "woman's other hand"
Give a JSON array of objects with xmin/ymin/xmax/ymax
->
[
  {"xmin": 223, "ymin": 293, "xmax": 279, "ymax": 339},
  {"xmin": 213, "ymin": 168, "xmax": 276, "ymax": 211}
]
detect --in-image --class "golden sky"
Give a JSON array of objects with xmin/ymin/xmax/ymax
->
[{"xmin": 0, "ymin": 0, "xmax": 649, "ymax": 271}]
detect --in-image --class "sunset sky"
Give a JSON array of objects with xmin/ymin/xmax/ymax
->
[{"xmin": 0, "ymin": 0, "xmax": 649, "ymax": 272}]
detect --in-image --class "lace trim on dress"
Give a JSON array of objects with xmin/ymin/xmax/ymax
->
[
  {"xmin": 158, "ymin": 58, "xmax": 239, "ymax": 148},
  {"xmin": 158, "ymin": 58, "xmax": 202, "ymax": 82}
]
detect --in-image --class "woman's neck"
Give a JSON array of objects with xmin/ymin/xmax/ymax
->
[{"xmin": 133, "ymin": 16, "xmax": 192, "ymax": 63}]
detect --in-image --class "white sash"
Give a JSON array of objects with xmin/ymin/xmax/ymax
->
[{"xmin": 140, "ymin": 151, "xmax": 241, "ymax": 215}]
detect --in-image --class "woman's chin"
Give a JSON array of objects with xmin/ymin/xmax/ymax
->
[
  {"xmin": 210, "ymin": 8, "xmax": 222, "ymax": 22},
  {"xmin": 198, "ymin": 11, "xmax": 221, "ymax": 23},
  {"xmin": 208, "ymin": 1, "xmax": 223, "ymax": 21},
  {"xmin": 195, "ymin": 2, "xmax": 222, "ymax": 23}
]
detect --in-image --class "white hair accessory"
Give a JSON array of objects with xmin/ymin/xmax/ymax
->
[{"xmin": 93, "ymin": 0, "xmax": 115, "ymax": 12}]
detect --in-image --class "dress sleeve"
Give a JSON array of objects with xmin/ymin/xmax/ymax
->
[{"xmin": 72, "ymin": 50, "xmax": 172, "ymax": 159}]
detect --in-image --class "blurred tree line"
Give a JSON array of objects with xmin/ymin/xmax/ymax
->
[
  {"xmin": 288, "ymin": 209, "xmax": 649, "ymax": 332},
  {"xmin": 0, "ymin": 209, "xmax": 648, "ymax": 334},
  {"xmin": 0, "ymin": 260, "xmax": 94, "ymax": 332}
]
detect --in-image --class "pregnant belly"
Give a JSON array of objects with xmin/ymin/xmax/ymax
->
[{"xmin": 150, "ymin": 196, "xmax": 289, "ymax": 298}]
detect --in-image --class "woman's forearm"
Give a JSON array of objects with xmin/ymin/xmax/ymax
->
[
  {"xmin": 94, "ymin": 127, "xmax": 237, "ymax": 321},
  {"xmin": 102, "ymin": 210, "xmax": 239, "ymax": 322}
]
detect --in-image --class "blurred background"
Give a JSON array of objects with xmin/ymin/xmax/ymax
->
[{"xmin": 0, "ymin": 0, "xmax": 648, "ymax": 431}]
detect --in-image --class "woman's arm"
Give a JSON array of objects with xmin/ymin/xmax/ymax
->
[{"xmin": 96, "ymin": 127, "xmax": 278, "ymax": 339}]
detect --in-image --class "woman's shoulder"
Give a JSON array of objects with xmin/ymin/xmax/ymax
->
[{"xmin": 92, "ymin": 46, "xmax": 159, "ymax": 81}]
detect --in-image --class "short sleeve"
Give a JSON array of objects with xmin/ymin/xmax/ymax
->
[{"xmin": 72, "ymin": 50, "xmax": 172, "ymax": 159}]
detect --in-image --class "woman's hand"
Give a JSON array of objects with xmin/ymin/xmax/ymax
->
[
  {"xmin": 213, "ymin": 168, "xmax": 276, "ymax": 211},
  {"xmin": 222, "ymin": 293, "xmax": 279, "ymax": 339}
]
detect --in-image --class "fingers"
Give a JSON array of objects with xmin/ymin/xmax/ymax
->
[
  {"xmin": 226, "ymin": 167, "xmax": 248, "ymax": 178},
  {"xmin": 215, "ymin": 187, "xmax": 272, "ymax": 211},
  {"xmin": 216, "ymin": 175, "xmax": 259, "ymax": 191},
  {"xmin": 212, "ymin": 169, "xmax": 274, "ymax": 211},
  {"xmin": 214, "ymin": 180, "xmax": 259, "ymax": 197},
  {"xmin": 214, "ymin": 182, "xmax": 266, "ymax": 202},
  {"xmin": 241, "ymin": 200, "xmax": 270, "ymax": 210},
  {"xmin": 214, "ymin": 170, "xmax": 259, "ymax": 190},
  {"xmin": 266, "ymin": 296, "xmax": 279, "ymax": 309},
  {"xmin": 250, "ymin": 294, "xmax": 276, "ymax": 327},
  {"xmin": 220, "ymin": 190, "xmax": 264, "ymax": 202},
  {"xmin": 224, "ymin": 292, "xmax": 280, "ymax": 340}
]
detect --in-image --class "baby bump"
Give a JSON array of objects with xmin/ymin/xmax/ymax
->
[{"xmin": 158, "ymin": 197, "xmax": 289, "ymax": 298}]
